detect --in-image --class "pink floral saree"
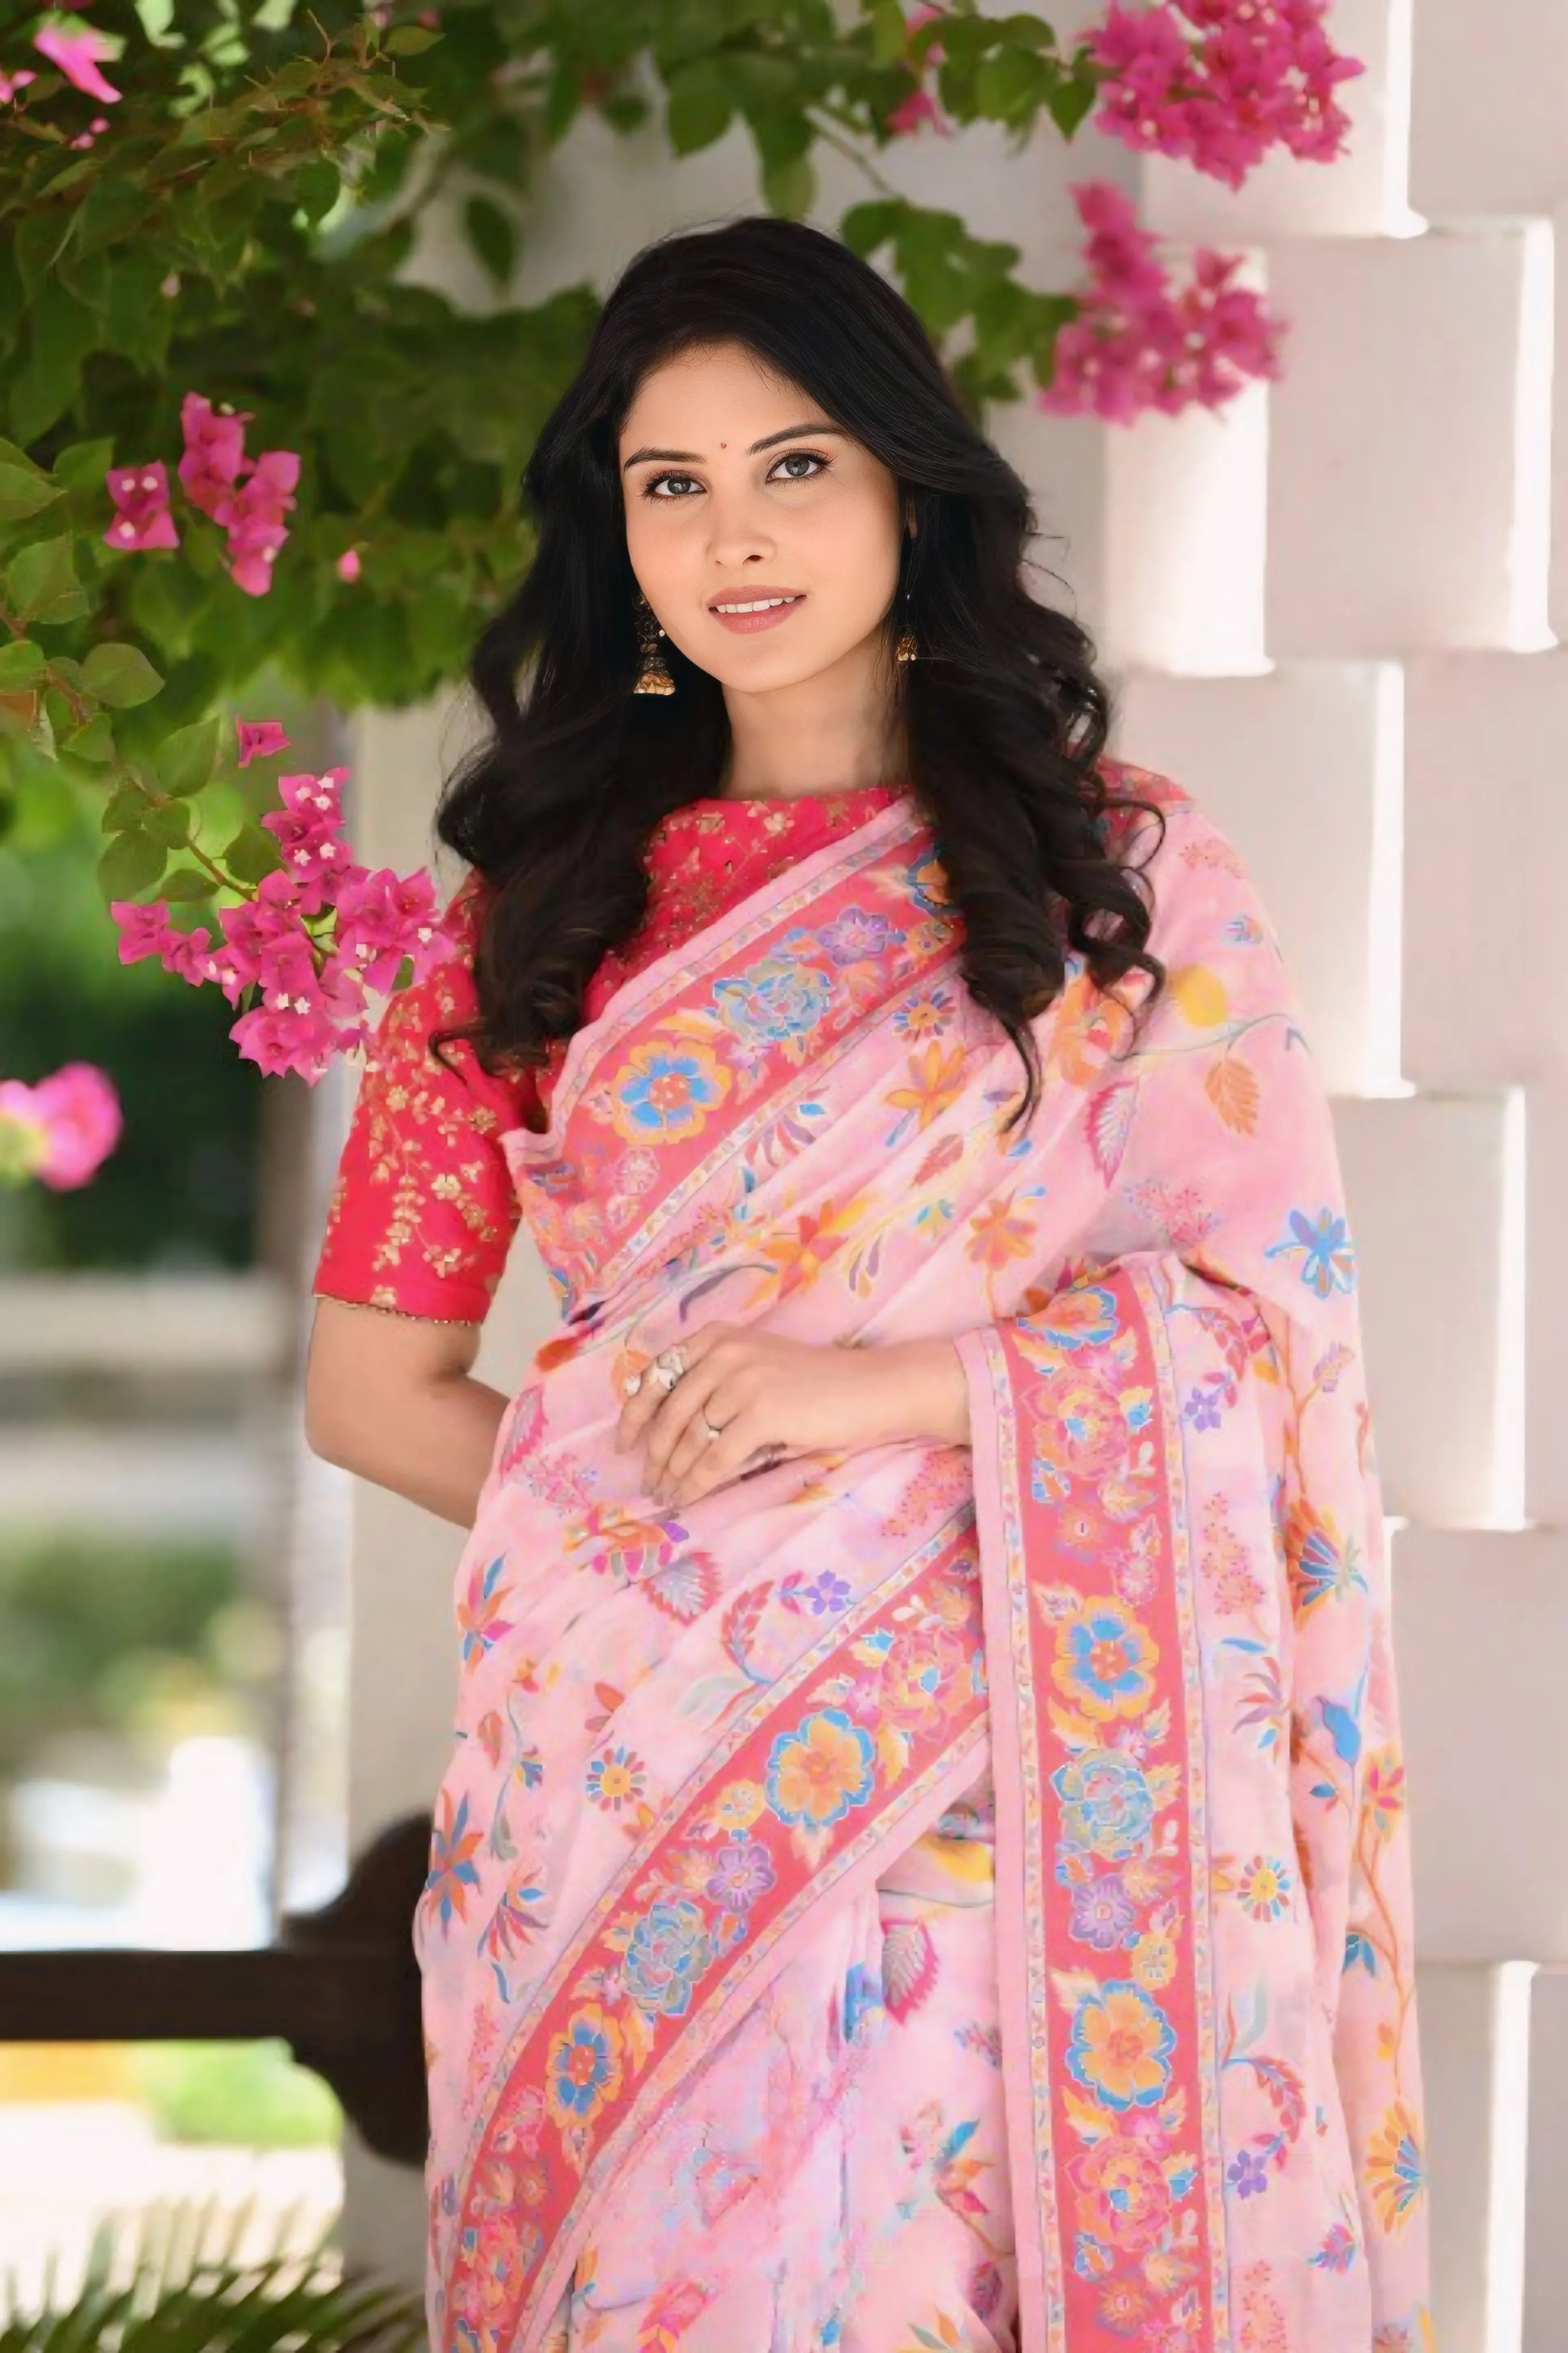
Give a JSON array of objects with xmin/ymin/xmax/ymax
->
[{"xmin": 418, "ymin": 768, "xmax": 1433, "ymax": 2353}]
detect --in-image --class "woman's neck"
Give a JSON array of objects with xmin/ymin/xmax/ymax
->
[{"xmin": 717, "ymin": 639, "xmax": 905, "ymax": 803}]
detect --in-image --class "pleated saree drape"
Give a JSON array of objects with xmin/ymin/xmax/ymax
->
[{"xmin": 417, "ymin": 770, "xmax": 1433, "ymax": 2353}]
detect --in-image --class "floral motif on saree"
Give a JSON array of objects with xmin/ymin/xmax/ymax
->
[{"xmin": 416, "ymin": 767, "xmax": 1433, "ymax": 2353}]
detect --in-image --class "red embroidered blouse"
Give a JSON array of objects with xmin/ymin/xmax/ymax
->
[{"xmin": 312, "ymin": 781, "xmax": 907, "ymax": 1322}]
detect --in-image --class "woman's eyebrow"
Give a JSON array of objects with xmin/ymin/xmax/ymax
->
[{"xmin": 620, "ymin": 422, "xmax": 845, "ymax": 472}]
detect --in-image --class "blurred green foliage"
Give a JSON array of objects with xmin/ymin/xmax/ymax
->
[
  {"xmin": 133, "ymin": 2039, "xmax": 342, "ymax": 2148},
  {"xmin": 0, "ymin": 1531, "xmax": 251, "ymax": 1787}
]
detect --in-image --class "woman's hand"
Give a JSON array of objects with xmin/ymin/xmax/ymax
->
[{"xmin": 614, "ymin": 1321, "xmax": 970, "ymax": 1512}]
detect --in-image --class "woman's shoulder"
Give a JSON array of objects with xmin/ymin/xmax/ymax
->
[{"xmin": 1093, "ymin": 753, "xmax": 1244, "ymax": 872}]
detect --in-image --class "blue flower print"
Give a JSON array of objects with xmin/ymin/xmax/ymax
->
[
  {"xmin": 1265, "ymin": 1207, "xmax": 1356, "ymax": 1299},
  {"xmin": 1228, "ymin": 2148, "xmax": 1270, "ymax": 2199},
  {"xmin": 712, "ymin": 954, "xmax": 833, "ymax": 1049},
  {"xmin": 623, "ymin": 1897, "xmax": 713, "ymax": 2018}
]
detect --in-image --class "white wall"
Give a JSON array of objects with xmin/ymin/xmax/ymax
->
[{"xmin": 339, "ymin": 11, "xmax": 1567, "ymax": 2338}]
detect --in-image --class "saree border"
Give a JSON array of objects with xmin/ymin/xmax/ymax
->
[
  {"xmin": 511, "ymin": 794, "xmax": 929, "ymax": 1167},
  {"xmin": 445, "ymin": 1506, "xmax": 991, "ymax": 2353},
  {"xmin": 956, "ymin": 1259, "xmax": 1230, "ymax": 2352}
]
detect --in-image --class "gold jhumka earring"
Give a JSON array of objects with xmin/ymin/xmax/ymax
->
[
  {"xmin": 895, "ymin": 600, "xmax": 918, "ymax": 664},
  {"xmin": 633, "ymin": 595, "xmax": 675, "ymax": 696}
]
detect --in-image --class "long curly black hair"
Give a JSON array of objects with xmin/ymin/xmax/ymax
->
[{"xmin": 437, "ymin": 214, "xmax": 1165, "ymax": 1138}]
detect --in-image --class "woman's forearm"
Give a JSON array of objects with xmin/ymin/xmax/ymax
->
[{"xmin": 308, "ymin": 1365, "xmax": 509, "ymax": 1527}]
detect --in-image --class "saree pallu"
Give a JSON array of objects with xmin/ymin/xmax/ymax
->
[{"xmin": 418, "ymin": 774, "xmax": 1434, "ymax": 2353}]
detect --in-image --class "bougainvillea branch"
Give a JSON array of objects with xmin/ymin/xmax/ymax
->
[
  {"xmin": 109, "ymin": 720, "xmax": 458, "ymax": 1082},
  {"xmin": 0, "ymin": 1, "xmax": 1364, "ymax": 1081}
]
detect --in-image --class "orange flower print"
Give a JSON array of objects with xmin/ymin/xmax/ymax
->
[
  {"xmin": 965, "ymin": 1189, "xmax": 1042, "ymax": 1278},
  {"xmin": 1065, "ymin": 1982, "xmax": 1176, "ymax": 2111},
  {"xmin": 1053, "ymin": 1595, "xmax": 1160, "ymax": 1722},
  {"xmin": 1071, "ymin": 2131, "xmax": 1173, "ymax": 2251},
  {"xmin": 1045, "ymin": 969, "xmax": 1134, "ymax": 1087},
  {"xmin": 1033, "ymin": 1367, "xmax": 1131, "ymax": 1482},
  {"xmin": 765, "ymin": 1706, "xmax": 876, "ymax": 1830},
  {"xmin": 1366, "ymin": 2100, "xmax": 1426, "ymax": 2232},
  {"xmin": 883, "ymin": 1039, "xmax": 970, "ymax": 1130},
  {"xmin": 423, "ymin": 1789, "xmax": 482, "ymax": 1934},
  {"xmin": 605, "ymin": 1034, "xmax": 731, "ymax": 1147}
]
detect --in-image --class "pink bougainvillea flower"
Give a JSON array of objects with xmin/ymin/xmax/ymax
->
[
  {"xmin": 0, "ymin": 1063, "xmax": 122, "ymax": 1189},
  {"xmin": 223, "ymin": 452, "xmax": 300, "ymax": 595},
  {"xmin": 0, "ymin": 68, "xmax": 38, "ymax": 102},
  {"xmin": 277, "ymin": 766, "xmax": 345, "ymax": 820},
  {"xmin": 1037, "ymin": 180, "xmax": 1284, "ymax": 422},
  {"xmin": 235, "ymin": 718, "xmax": 291, "ymax": 767},
  {"xmin": 334, "ymin": 866, "xmax": 449, "ymax": 992},
  {"xmin": 103, "ymin": 461, "xmax": 180, "ymax": 553},
  {"xmin": 336, "ymin": 547, "xmax": 362, "ymax": 583},
  {"xmin": 1088, "ymin": 0, "xmax": 1364, "ymax": 192},
  {"xmin": 110, "ymin": 898, "xmax": 179, "ymax": 963},
  {"xmin": 177, "ymin": 392, "xmax": 251, "ymax": 522},
  {"xmin": 33, "ymin": 25, "xmax": 122, "ymax": 106},
  {"xmin": 226, "ymin": 520, "xmax": 288, "ymax": 596},
  {"xmin": 177, "ymin": 395, "xmax": 300, "ymax": 592}
]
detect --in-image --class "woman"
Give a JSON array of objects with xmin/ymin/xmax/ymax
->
[{"xmin": 306, "ymin": 217, "xmax": 1432, "ymax": 2353}]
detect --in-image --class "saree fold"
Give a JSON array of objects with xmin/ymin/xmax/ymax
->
[{"xmin": 418, "ymin": 768, "xmax": 1433, "ymax": 2353}]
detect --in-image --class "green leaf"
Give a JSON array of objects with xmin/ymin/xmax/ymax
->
[
  {"xmin": 32, "ymin": 587, "xmax": 91, "ymax": 627},
  {"xmin": 0, "ymin": 466, "xmax": 63, "ymax": 524},
  {"xmin": 386, "ymin": 24, "xmax": 443, "ymax": 54},
  {"xmin": 51, "ymin": 437, "xmax": 115, "ymax": 491},
  {"xmin": 763, "ymin": 155, "xmax": 817, "ymax": 221},
  {"xmin": 666, "ymin": 61, "xmax": 734, "ymax": 155},
  {"xmin": 10, "ymin": 278, "xmax": 97, "ymax": 443},
  {"xmin": 102, "ymin": 784, "xmax": 148, "ymax": 833},
  {"xmin": 161, "ymin": 867, "xmax": 221, "ymax": 902},
  {"xmin": 223, "ymin": 820, "xmax": 283, "ymax": 884},
  {"xmin": 0, "ymin": 639, "xmax": 46, "ymax": 689},
  {"xmin": 295, "ymin": 158, "xmax": 341, "ymax": 225},
  {"xmin": 870, "ymin": 0, "xmax": 909, "ymax": 65},
  {"xmin": 97, "ymin": 827, "xmax": 167, "ymax": 901},
  {"xmin": 5, "ymin": 536, "xmax": 77, "ymax": 624},
  {"xmin": 102, "ymin": 245, "xmax": 174, "ymax": 374},
  {"xmin": 155, "ymin": 716, "xmax": 219, "ymax": 800},
  {"xmin": 83, "ymin": 643, "xmax": 164, "ymax": 708},
  {"xmin": 142, "ymin": 800, "xmax": 194, "ymax": 847},
  {"xmin": 60, "ymin": 713, "xmax": 117, "ymax": 764},
  {"xmin": 464, "ymin": 196, "xmax": 516, "ymax": 287}
]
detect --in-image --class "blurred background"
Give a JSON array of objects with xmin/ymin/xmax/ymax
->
[{"xmin": 2, "ymin": 2, "xmax": 1564, "ymax": 2350}]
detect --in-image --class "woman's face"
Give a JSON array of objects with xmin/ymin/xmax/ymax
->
[{"xmin": 618, "ymin": 340, "xmax": 907, "ymax": 695}]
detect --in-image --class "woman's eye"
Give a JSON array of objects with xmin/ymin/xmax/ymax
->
[
  {"xmin": 773, "ymin": 450, "xmax": 827, "ymax": 482},
  {"xmin": 646, "ymin": 473, "xmax": 699, "ymax": 499}
]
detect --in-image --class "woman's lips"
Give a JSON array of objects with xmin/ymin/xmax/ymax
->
[{"xmin": 707, "ymin": 593, "xmax": 806, "ymax": 635}]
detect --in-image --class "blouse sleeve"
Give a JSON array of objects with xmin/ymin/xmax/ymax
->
[{"xmin": 312, "ymin": 929, "xmax": 529, "ymax": 1325}]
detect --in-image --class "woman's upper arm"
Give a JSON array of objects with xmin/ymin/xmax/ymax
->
[{"xmin": 303, "ymin": 1296, "xmax": 481, "ymax": 1460}]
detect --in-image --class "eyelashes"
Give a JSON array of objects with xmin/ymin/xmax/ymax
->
[{"xmin": 640, "ymin": 450, "xmax": 831, "ymax": 500}]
